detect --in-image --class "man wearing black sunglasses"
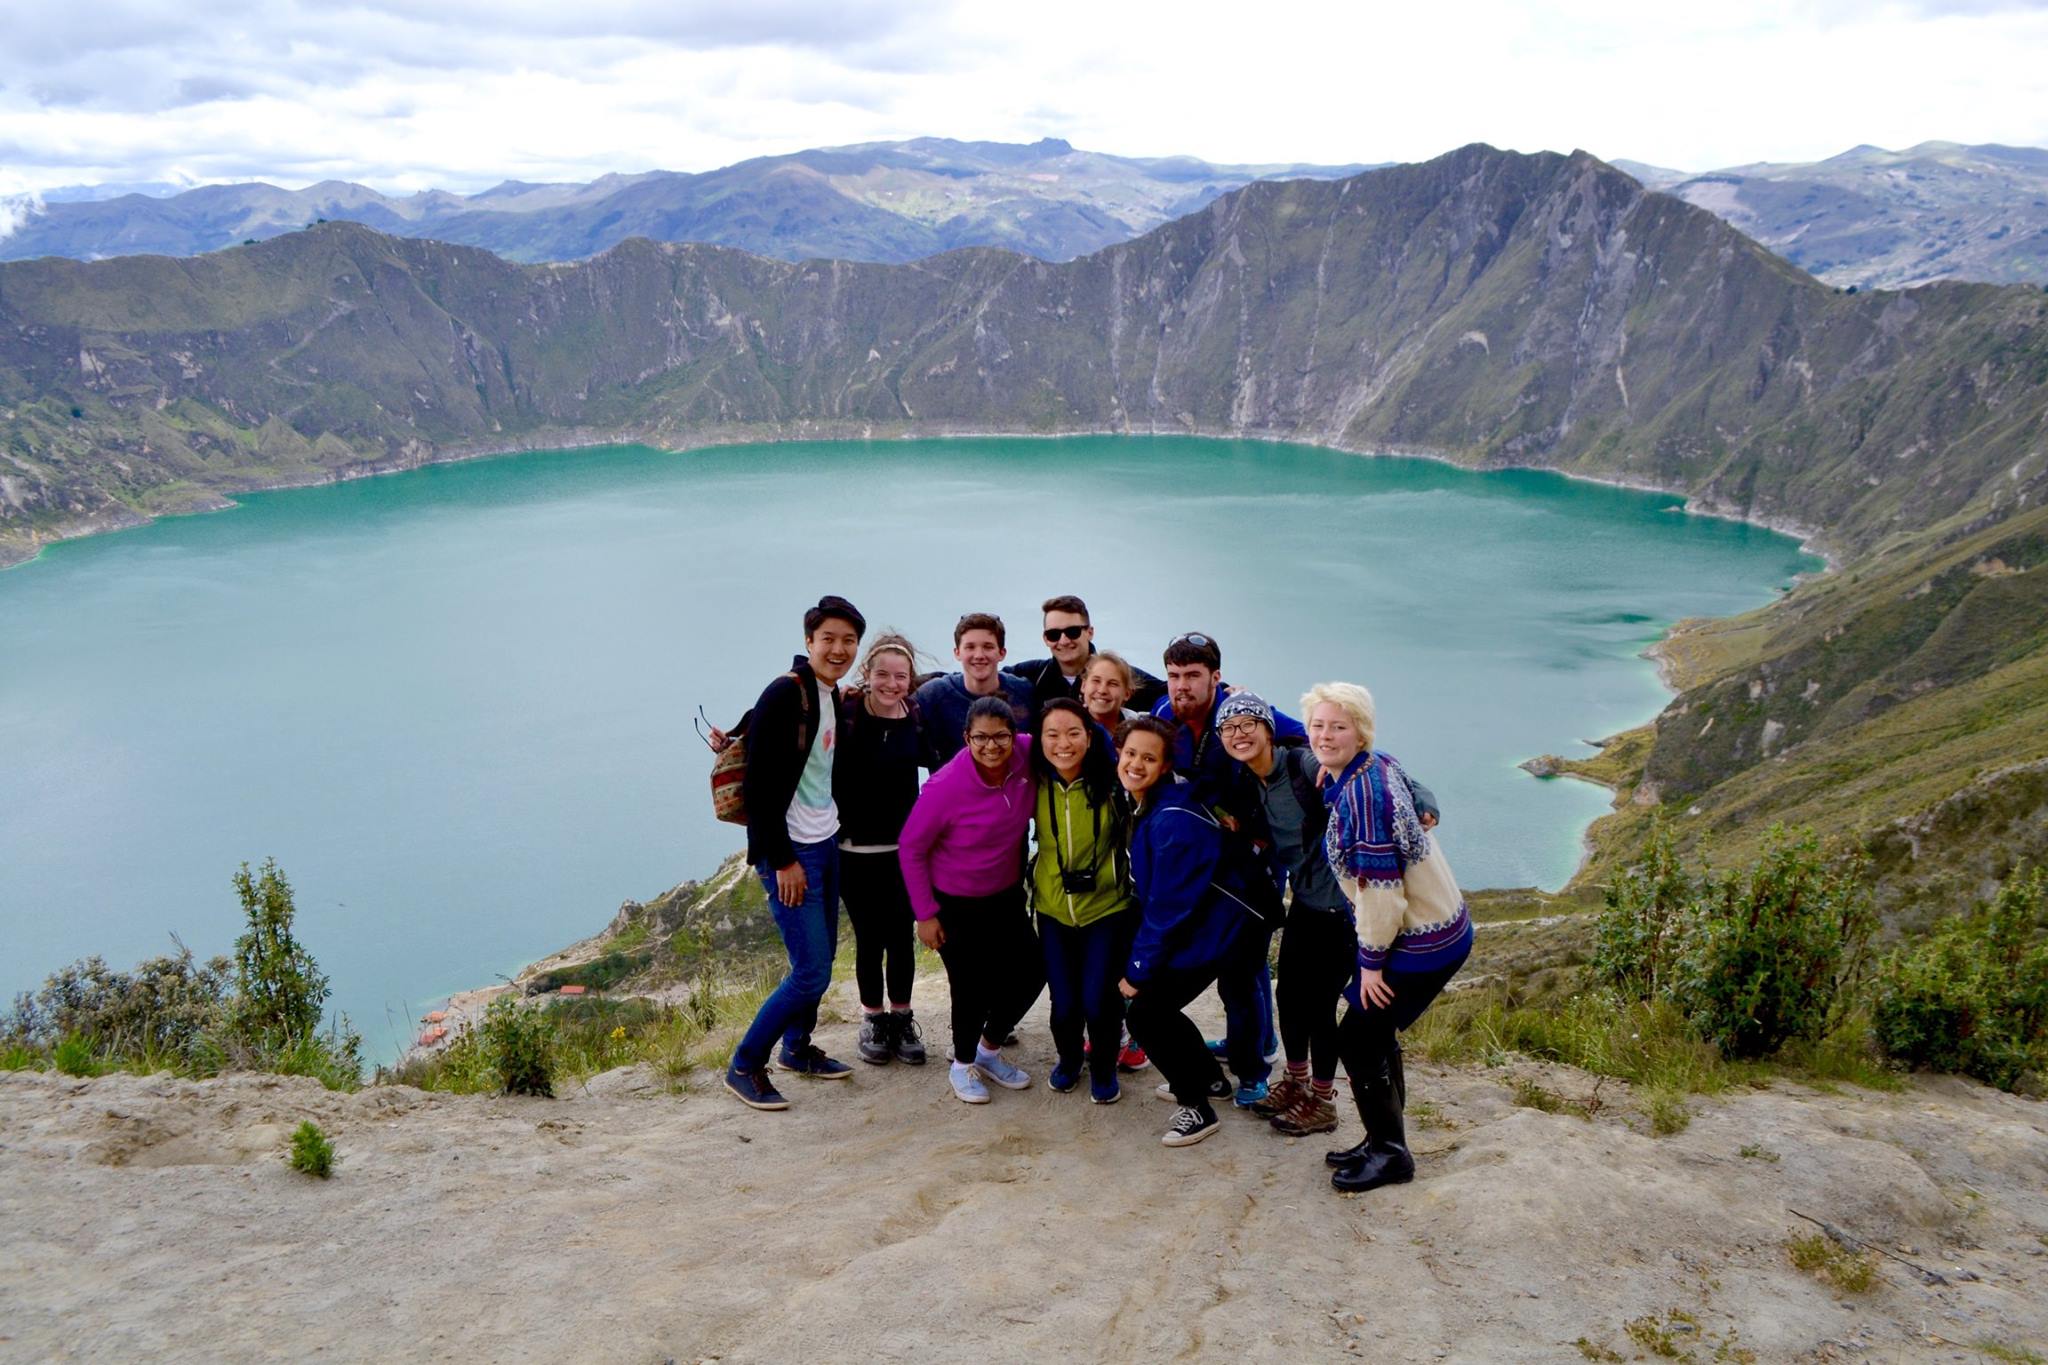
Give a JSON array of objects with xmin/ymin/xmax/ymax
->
[{"xmin": 1009, "ymin": 594, "xmax": 1166, "ymax": 720}]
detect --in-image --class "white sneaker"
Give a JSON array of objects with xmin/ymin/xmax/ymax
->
[
  {"xmin": 973, "ymin": 1051, "xmax": 1031, "ymax": 1091},
  {"xmin": 950, "ymin": 1061, "xmax": 991, "ymax": 1105}
]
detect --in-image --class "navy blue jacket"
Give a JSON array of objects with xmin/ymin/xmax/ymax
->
[
  {"xmin": 1151, "ymin": 687, "xmax": 1307, "ymax": 810},
  {"xmin": 914, "ymin": 671, "xmax": 1034, "ymax": 765},
  {"xmin": 1124, "ymin": 782, "xmax": 1266, "ymax": 985},
  {"xmin": 742, "ymin": 656, "xmax": 830, "ymax": 871}
]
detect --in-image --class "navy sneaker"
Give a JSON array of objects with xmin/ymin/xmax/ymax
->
[
  {"xmin": 774, "ymin": 1043, "xmax": 853, "ymax": 1079},
  {"xmin": 1090, "ymin": 1076, "xmax": 1122, "ymax": 1105},
  {"xmin": 724, "ymin": 1066, "xmax": 790, "ymax": 1111},
  {"xmin": 1049, "ymin": 1059, "xmax": 1082, "ymax": 1093}
]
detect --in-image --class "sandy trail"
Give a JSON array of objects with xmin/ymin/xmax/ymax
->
[{"xmin": 3, "ymin": 979, "xmax": 2044, "ymax": 1364}]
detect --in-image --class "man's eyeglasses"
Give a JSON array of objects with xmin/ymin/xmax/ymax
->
[
  {"xmin": 1043, "ymin": 625, "xmax": 1088, "ymax": 643},
  {"xmin": 967, "ymin": 733, "xmax": 1015, "ymax": 749}
]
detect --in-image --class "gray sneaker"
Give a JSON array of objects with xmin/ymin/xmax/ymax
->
[
  {"xmin": 857, "ymin": 1013, "xmax": 892, "ymax": 1065},
  {"xmin": 890, "ymin": 1010, "xmax": 927, "ymax": 1065}
]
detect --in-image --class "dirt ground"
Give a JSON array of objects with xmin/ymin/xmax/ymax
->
[{"xmin": 3, "ymin": 979, "xmax": 2044, "ymax": 1364}]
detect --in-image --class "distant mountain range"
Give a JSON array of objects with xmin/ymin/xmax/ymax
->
[
  {"xmin": 10, "ymin": 137, "xmax": 2043, "ymax": 293},
  {"xmin": 1631, "ymin": 141, "xmax": 2048, "ymax": 289},
  {"xmin": 0, "ymin": 137, "xmax": 1373, "ymax": 268}
]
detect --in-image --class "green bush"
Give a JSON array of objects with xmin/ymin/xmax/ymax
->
[
  {"xmin": 1872, "ymin": 866, "xmax": 2047, "ymax": 1091},
  {"xmin": 1669, "ymin": 829, "xmax": 1877, "ymax": 1059},
  {"xmin": 481, "ymin": 996, "xmax": 555, "ymax": 1097},
  {"xmin": 230, "ymin": 859, "xmax": 328, "ymax": 1047},
  {"xmin": 287, "ymin": 1120, "xmax": 337, "ymax": 1178},
  {"xmin": 5, "ymin": 946, "xmax": 231, "ymax": 1073},
  {"xmin": 1592, "ymin": 820, "xmax": 1691, "ymax": 1000}
]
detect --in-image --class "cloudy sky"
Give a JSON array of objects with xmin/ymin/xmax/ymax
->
[{"xmin": 3, "ymin": 0, "xmax": 2047, "ymax": 197}]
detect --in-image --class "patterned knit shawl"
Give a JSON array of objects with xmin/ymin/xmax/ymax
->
[{"xmin": 1323, "ymin": 750, "xmax": 1431, "ymax": 886}]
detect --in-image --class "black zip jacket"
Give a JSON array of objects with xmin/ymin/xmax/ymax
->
[
  {"xmin": 1010, "ymin": 648, "xmax": 1167, "ymax": 717},
  {"xmin": 743, "ymin": 655, "xmax": 830, "ymax": 870}
]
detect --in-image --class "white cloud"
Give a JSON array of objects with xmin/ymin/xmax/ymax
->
[{"xmin": 0, "ymin": 0, "xmax": 2042, "ymax": 192}]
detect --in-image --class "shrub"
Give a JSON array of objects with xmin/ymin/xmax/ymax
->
[
  {"xmin": 1787, "ymin": 1231, "xmax": 1877, "ymax": 1292},
  {"xmin": 5, "ymin": 946, "xmax": 231, "ymax": 1072},
  {"xmin": 230, "ymin": 859, "xmax": 328, "ymax": 1048},
  {"xmin": 1872, "ymin": 866, "xmax": 2047, "ymax": 1091},
  {"xmin": 1667, "ymin": 829, "xmax": 1876, "ymax": 1060},
  {"xmin": 1592, "ymin": 820, "xmax": 1692, "ymax": 1000},
  {"xmin": 481, "ymin": 996, "xmax": 554, "ymax": 1097},
  {"xmin": 287, "ymin": 1120, "xmax": 336, "ymax": 1178}
]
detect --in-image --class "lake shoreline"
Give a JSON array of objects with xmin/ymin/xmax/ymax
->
[{"xmin": 0, "ymin": 422, "xmax": 1839, "ymax": 573}]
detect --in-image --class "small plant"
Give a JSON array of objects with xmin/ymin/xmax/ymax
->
[
  {"xmin": 1872, "ymin": 865, "xmax": 2046, "ymax": 1092},
  {"xmin": 1593, "ymin": 820, "xmax": 1692, "ymax": 1000},
  {"xmin": 1738, "ymin": 1143, "xmax": 1780, "ymax": 1162},
  {"xmin": 1511, "ymin": 1077, "xmax": 1568, "ymax": 1113},
  {"xmin": 1574, "ymin": 1338, "xmax": 1626, "ymax": 1363},
  {"xmin": 1644, "ymin": 1088, "xmax": 1690, "ymax": 1136},
  {"xmin": 1623, "ymin": 1311, "xmax": 1688, "ymax": 1359},
  {"xmin": 0, "ymin": 1042, "xmax": 41, "ymax": 1071},
  {"xmin": 287, "ymin": 1120, "xmax": 336, "ymax": 1178},
  {"xmin": 1975, "ymin": 1342, "xmax": 2047, "ymax": 1365},
  {"xmin": 481, "ymin": 996, "xmax": 554, "ymax": 1097},
  {"xmin": 230, "ymin": 859, "xmax": 329, "ymax": 1048},
  {"xmin": 1787, "ymin": 1232, "xmax": 1878, "ymax": 1292},
  {"xmin": 1409, "ymin": 1099, "xmax": 1452, "ymax": 1129},
  {"xmin": 52, "ymin": 1033, "xmax": 100, "ymax": 1077}
]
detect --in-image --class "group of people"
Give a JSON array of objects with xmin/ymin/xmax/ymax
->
[{"xmin": 710, "ymin": 593, "xmax": 1472, "ymax": 1193}]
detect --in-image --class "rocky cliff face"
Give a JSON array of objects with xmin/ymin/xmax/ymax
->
[{"xmin": 6, "ymin": 144, "xmax": 2046, "ymax": 569}]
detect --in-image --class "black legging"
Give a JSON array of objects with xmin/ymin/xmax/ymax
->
[
  {"xmin": 1334, "ymin": 955, "xmax": 1465, "ymax": 1088},
  {"xmin": 1276, "ymin": 907, "xmax": 1357, "ymax": 1083},
  {"xmin": 934, "ymin": 886, "xmax": 1046, "ymax": 1064},
  {"xmin": 840, "ymin": 849, "xmax": 916, "ymax": 1009},
  {"xmin": 1125, "ymin": 963, "xmax": 1230, "ymax": 1107}
]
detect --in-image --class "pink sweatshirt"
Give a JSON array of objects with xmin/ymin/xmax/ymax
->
[{"xmin": 896, "ymin": 735, "xmax": 1036, "ymax": 920}]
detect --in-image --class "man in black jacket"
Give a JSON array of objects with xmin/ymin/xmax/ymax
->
[
  {"xmin": 725, "ymin": 595, "xmax": 866, "ymax": 1111},
  {"xmin": 1007, "ymin": 595, "xmax": 1167, "ymax": 718}
]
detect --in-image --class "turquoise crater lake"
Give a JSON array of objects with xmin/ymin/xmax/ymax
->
[{"xmin": 0, "ymin": 437, "xmax": 1818, "ymax": 1057}]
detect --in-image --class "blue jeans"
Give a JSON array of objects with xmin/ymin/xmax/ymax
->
[
  {"xmin": 1040, "ymin": 911, "xmax": 1138, "ymax": 1087},
  {"xmin": 1215, "ymin": 917, "xmax": 1277, "ymax": 1086},
  {"xmin": 731, "ymin": 839, "xmax": 840, "ymax": 1072}
]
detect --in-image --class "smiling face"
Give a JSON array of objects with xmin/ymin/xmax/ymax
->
[
  {"xmin": 865, "ymin": 649, "xmax": 912, "ymax": 709},
  {"xmin": 1117, "ymin": 729, "xmax": 1169, "ymax": 798},
  {"xmin": 1042, "ymin": 610, "xmax": 1094, "ymax": 671},
  {"xmin": 1081, "ymin": 657, "xmax": 1129, "ymax": 721},
  {"xmin": 807, "ymin": 617, "xmax": 861, "ymax": 685},
  {"xmin": 1039, "ymin": 707, "xmax": 1091, "ymax": 783},
  {"xmin": 955, "ymin": 628, "xmax": 1007, "ymax": 688},
  {"xmin": 1308, "ymin": 701, "xmax": 1366, "ymax": 772},
  {"xmin": 965, "ymin": 713, "xmax": 1016, "ymax": 780},
  {"xmin": 1219, "ymin": 715, "xmax": 1273, "ymax": 768},
  {"xmin": 1165, "ymin": 662, "xmax": 1218, "ymax": 721}
]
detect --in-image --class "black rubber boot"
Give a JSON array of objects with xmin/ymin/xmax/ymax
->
[
  {"xmin": 1331, "ymin": 1059, "xmax": 1413, "ymax": 1193},
  {"xmin": 1389, "ymin": 1036, "xmax": 1407, "ymax": 1111},
  {"xmin": 1325, "ymin": 1070, "xmax": 1376, "ymax": 1167}
]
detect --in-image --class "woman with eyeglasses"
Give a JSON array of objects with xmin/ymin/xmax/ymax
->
[
  {"xmin": 1029, "ymin": 698, "xmax": 1137, "ymax": 1104},
  {"xmin": 897, "ymin": 694, "xmax": 1046, "ymax": 1105}
]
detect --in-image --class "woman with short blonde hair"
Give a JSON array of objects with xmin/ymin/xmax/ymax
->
[{"xmin": 1305, "ymin": 680, "xmax": 1470, "ymax": 1195}]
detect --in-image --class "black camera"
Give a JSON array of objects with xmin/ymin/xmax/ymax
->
[{"xmin": 1060, "ymin": 869, "xmax": 1097, "ymax": 894}]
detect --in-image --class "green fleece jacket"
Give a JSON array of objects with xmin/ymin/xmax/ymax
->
[{"xmin": 1030, "ymin": 778, "xmax": 1133, "ymax": 928}]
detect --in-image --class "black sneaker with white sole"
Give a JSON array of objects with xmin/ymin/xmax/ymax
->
[
  {"xmin": 890, "ymin": 1010, "xmax": 928, "ymax": 1065},
  {"xmin": 857, "ymin": 1013, "xmax": 893, "ymax": 1065},
  {"xmin": 724, "ymin": 1066, "xmax": 790, "ymax": 1111},
  {"xmin": 1161, "ymin": 1103, "xmax": 1221, "ymax": 1147}
]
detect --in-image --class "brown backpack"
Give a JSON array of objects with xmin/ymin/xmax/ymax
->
[{"xmin": 696, "ymin": 673, "xmax": 813, "ymax": 825}]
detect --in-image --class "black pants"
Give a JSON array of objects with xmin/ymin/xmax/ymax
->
[
  {"xmin": 1277, "ymin": 907, "xmax": 1357, "ymax": 1083},
  {"xmin": 1126, "ymin": 963, "xmax": 1231, "ymax": 1106},
  {"xmin": 1334, "ymin": 954, "xmax": 1466, "ymax": 1094},
  {"xmin": 840, "ymin": 849, "xmax": 916, "ymax": 1009},
  {"xmin": 1040, "ymin": 911, "xmax": 1138, "ymax": 1087},
  {"xmin": 935, "ymin": 886, "xmax": 1045, "ymax": 1064}
]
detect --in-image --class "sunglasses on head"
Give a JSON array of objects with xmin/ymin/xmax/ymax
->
[
  {"xmin": 1171, "ymin": 632, "xmax": 1213, "ymax": 648},
  {"xmin": 1043, "ymin": 625, "xmax": 1088, "ymax": 642}
]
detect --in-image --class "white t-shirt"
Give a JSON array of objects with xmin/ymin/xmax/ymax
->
[{"xmin": 784, "ymin": 679, "xmax": 839, "ymax": 846}]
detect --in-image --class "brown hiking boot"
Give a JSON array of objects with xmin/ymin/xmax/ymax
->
[
  {"xmin": 1270, "ymin": 1089, "xmax": 1340, "ymax": 1136},
  {"xmin": 1251, "ymin": 1072, "xmax": 1308, "ymax": 1119}
]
